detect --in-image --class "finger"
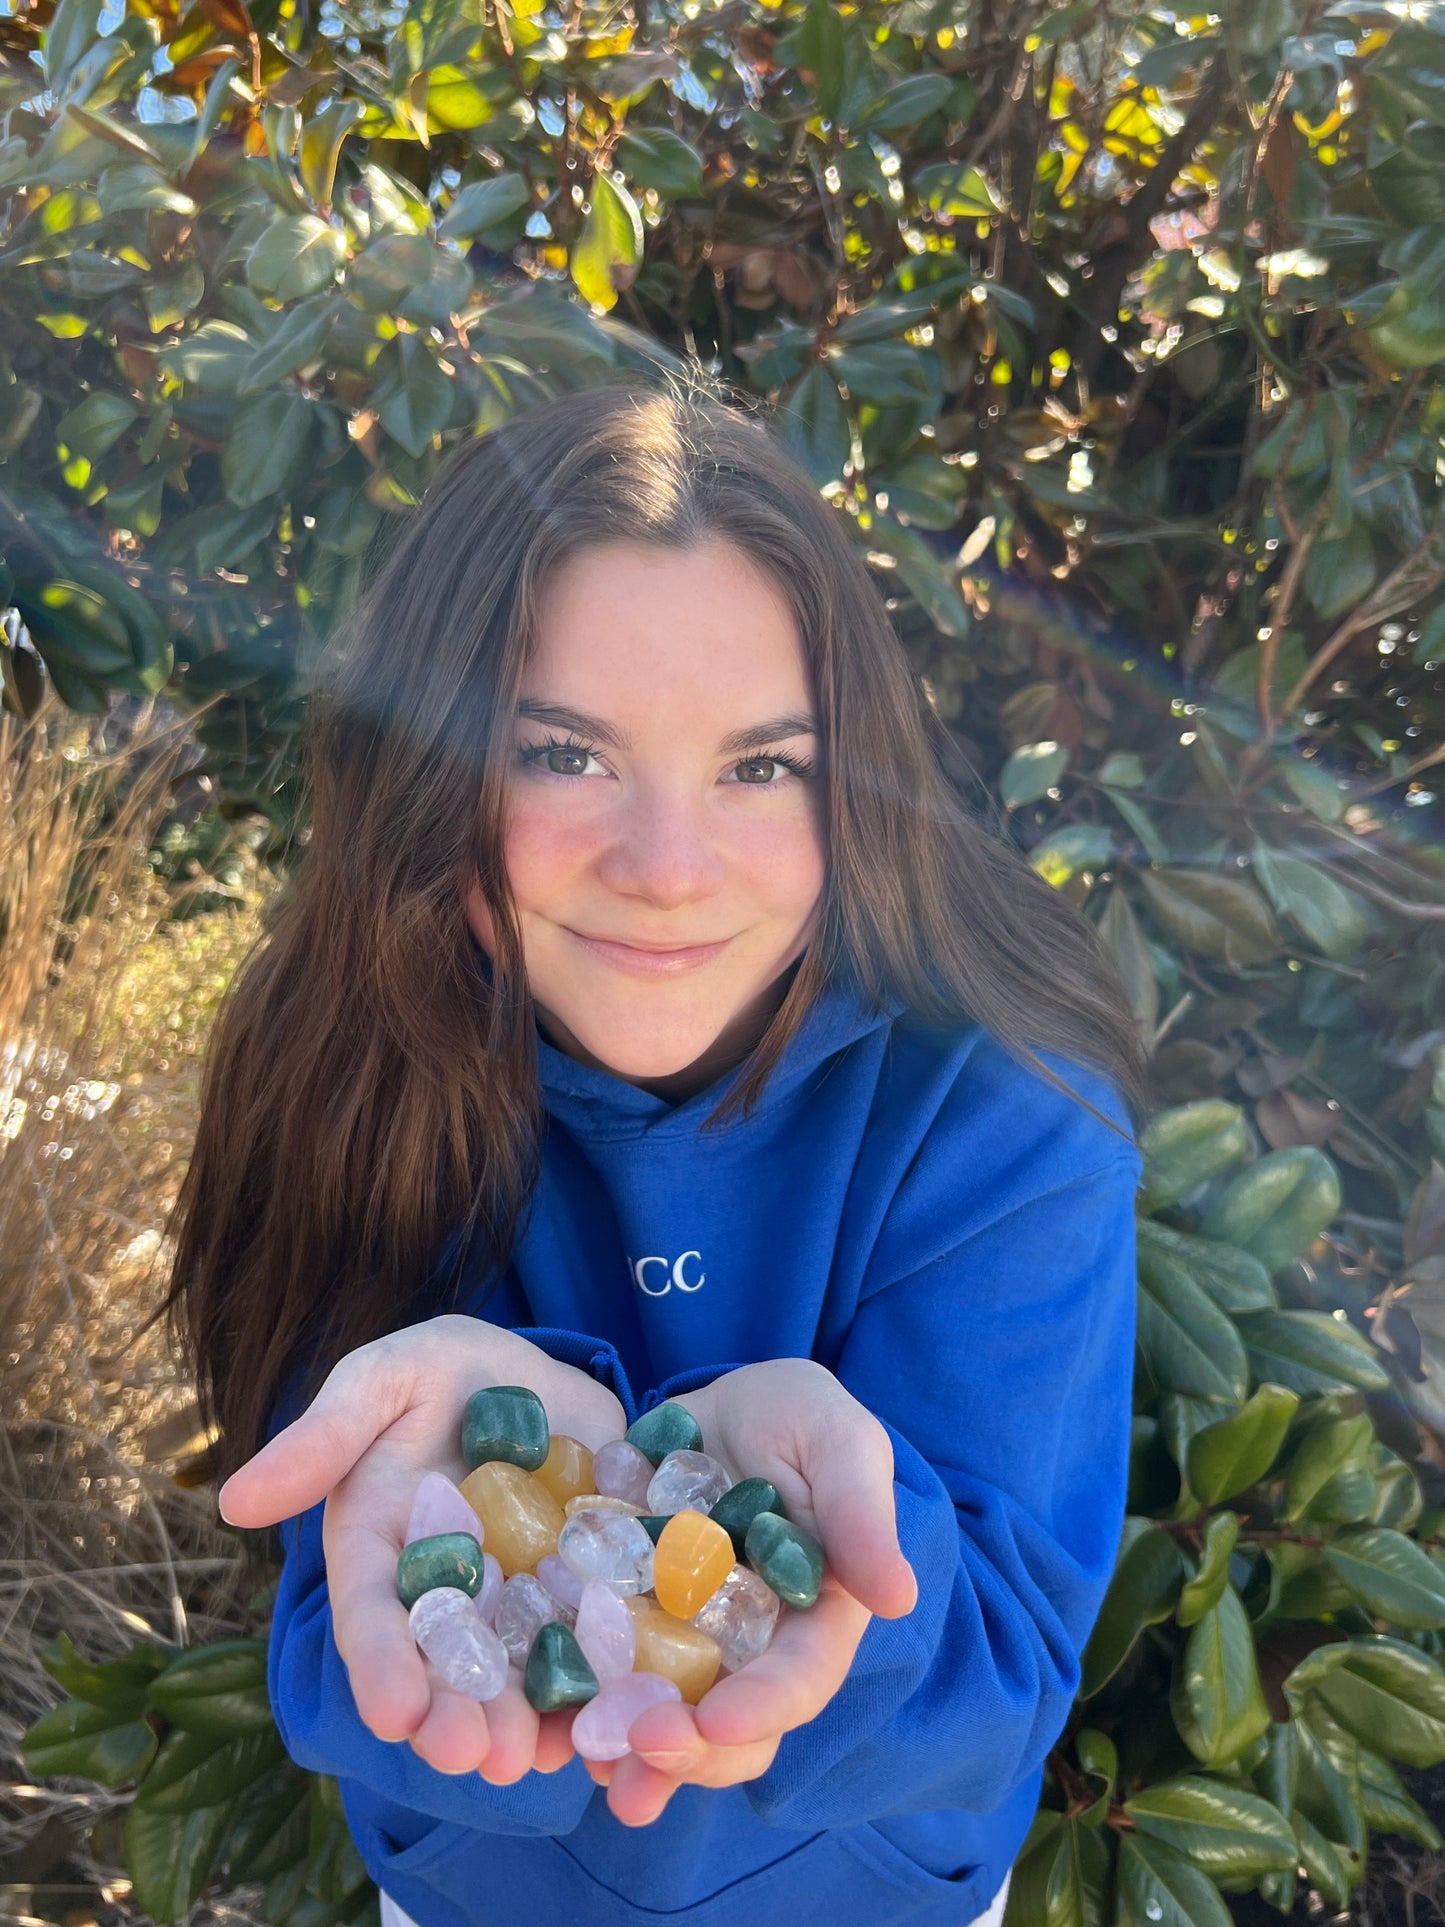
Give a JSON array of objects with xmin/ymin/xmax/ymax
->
[
  {"xmin": 533, "ymin": 1709, "xmax": 579, "ymax": 1773},
  {"xmin": 802, "ymin": 1410, "xmax": 917, "ymax": 1620},
  {"xmin": 605, "ymin": 1753, "xmax": 682, "ymax": 1827},
  {"xmin": 690, "ymin": 1576, "xmax": 872, "ymax": 1749},
  {"xmin": 407, "ymin": 1666, "xmax": 494, "ymax": 1775},
  {"xmin": 626, "ymin": 1701, "xmax": 701, "ymax": 1770},
  {"xmin": 326, "ymin": 1501, "xmax": 431, "ymax": 1742},
  {"xmin": 583, "ymin": 1757, "xmax": 615, "ymax": 1786},
  {"xmin": 476, "ymin": 1674, "xmax": 542, "ymax": 1785},
  {"xmin": 219, "ymin": 1343, "xmax": 421, "ymax": 1528}
]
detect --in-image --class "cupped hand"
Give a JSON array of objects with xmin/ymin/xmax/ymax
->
[
  {"xmin": 581, "ymin": 1358, "xmax": 918, "ymax": 1825},
  {"xmin": 217, "ymin": 1315, "xmax": 627, "ymax": 1785}
]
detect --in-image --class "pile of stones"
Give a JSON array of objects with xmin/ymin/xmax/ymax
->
[{"xmin": 394, "ymin": 1386, "xmax": 825, "ymax": 1762}]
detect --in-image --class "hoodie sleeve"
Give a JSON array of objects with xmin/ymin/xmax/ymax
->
[
  {"xmin": 263, "ymin": 1325, "xmax": 636, "ymax": 1838},
  {"xmin": 743, "ymin": 1144, "xmax": 1141, "ymax": 1830}
]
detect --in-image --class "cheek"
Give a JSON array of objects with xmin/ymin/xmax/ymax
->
[{"xmin": 502, "ymin": 799, "xmax": 594, "ymax": 908}]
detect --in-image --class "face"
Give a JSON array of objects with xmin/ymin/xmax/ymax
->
[{"xmin": 466, "ymin": 538, "xmax": 827, "ymax": 1100}]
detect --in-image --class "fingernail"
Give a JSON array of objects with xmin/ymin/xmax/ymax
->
[{"xmin": 638, "ymin": 1749, "xmax": 695, "ymax": 1771}]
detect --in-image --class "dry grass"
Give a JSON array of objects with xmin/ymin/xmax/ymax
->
[{"xmin": 0, "ymin": 699, "xmax": 268, "ymax": 1927}]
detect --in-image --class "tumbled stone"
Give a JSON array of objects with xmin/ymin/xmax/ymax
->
[
  {"xmin": 462, "ymin": 1385, "xmax": 550, "ymax": 1472},
  {"xmin": 535, "ymin": 1553, "xmax": 584, "ymax": 1623},
  {"xmin": 459, "ymin": 1461, "xmax": 566, "ymax": 1576},
  {"xmin": 572, "ymin": 1671, "xmax": 683, "ymax": 1761},
  {"xmin": 647, "ymin": 1449, "xmax": 733, "ymax": 1518},
  {"xmin": 558, "ymin": 1509, "xmax": 655, "ymax": 1594},
  {"xmin": 691, "ymin": 1564, "xmax": 781, "ymax": 1672},
  {"xmin": 637, "ymin": 1514, "xmax": 670, "ymax": 1545},
  {"xmin": 396, "ymin": 1531, "xmax": 483, "ymax": 1610},
  {"xmin": 709, "ymin": 1478, "xmax": 783, "ymax": 1559},
  {"xmin": 532, "ymin": 1434, "xmax": 595, "ymax": 1508},
  {"xmin": 406, "ymin": 1472, "xmax": 488, "ymax": 1547},
  {"xmin": 592, "ymin": 1439, "xmax": 656, "ymax": 1507},
  {"xmin": 493, "ymin": 1571, "xmax": 562, "ymax": 1668},
  {"xmin": 623, "ymin": 1596, "xmax": 722, "ymax": 1704},
  {"xmin": 563, "ymin": 1493, "xmax": 643, "ymax": 1519},
  {"xmin": 624, "ymin": 1402, "xmax": 704, "ymax": 1467},
  {"xmin": 653, "ymin": 1510, "xmax": 736, "ymax": 1620},
  {"xmin": 523, "ymin": 1621, "xmax": 600, "ymax": 1713},
  {"xmin": 573, "ymin": 1579, "xmax": 636, "ymax": 1681},
  {"xmin": 744, "ymin": 1511, "xmax": 824, "ymax": 1609},
  {"xmin": 475, "ymin": 1551, "xmax": 504, "ymax": 1627},
  {"xmin": 409, "ymin": 1587, "xmax": 508, "ymax": 1702}
]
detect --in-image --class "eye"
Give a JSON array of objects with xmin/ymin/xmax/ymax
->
[
  {"xmin": 730, "ymin": 751, "xmax": 816, "ymax": 785},
  {"xmin": 518, "ymin": 735, "xmax": 604, "ymax": 778}
]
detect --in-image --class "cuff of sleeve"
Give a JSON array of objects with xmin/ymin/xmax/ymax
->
[{"xmin": 508, "ymin": 1326, "xmax": 640, "ymax": 1426}]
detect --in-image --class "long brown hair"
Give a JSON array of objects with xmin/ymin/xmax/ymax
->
[{"xmin": 161, "ymin": 372, "xmax": 1149, "ymax": 1484}]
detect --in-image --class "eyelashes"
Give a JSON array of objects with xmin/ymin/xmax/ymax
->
[{"xmin": 517, "ymin": 732, "xmax": 818, "ymax": 786}]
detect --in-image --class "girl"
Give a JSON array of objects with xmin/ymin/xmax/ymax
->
[{"xmin": 168, "ymin": 375, "xmax": 1148, "ymax": 1927}]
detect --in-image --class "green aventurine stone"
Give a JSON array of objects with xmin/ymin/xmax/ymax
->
[
  {"xmin": 710, "ymin": 1478, "xmax": 784, "ymax": 1558},
  {"xmin": 637, "ymin": 1514, "xmax": 670, "ymax": 1545},
  {"xmin": 624, "ymin": 1401, "xmax": 704, "ymax": 1467},
  {"xmin": 396, "ymin": 1532, "xmax": 483, "ymax": 1610},
  {"xmin": 524, "ymin": 1622, "xmax": 600, "ymax": 1713},
  {"xmin": 744, "ymin": 1511, "xmax": 824, "ymax": 1610},
  {"xmin": 462, "ymin": 1384, "xmax": 550, "ymax": 1471}
]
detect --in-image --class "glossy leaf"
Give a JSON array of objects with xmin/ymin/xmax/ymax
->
[{"xmin": 1186, "ymin": 1384, "xmax": 1298, "ymax": 1506}]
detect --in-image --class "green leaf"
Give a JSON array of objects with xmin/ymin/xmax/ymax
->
[
  {"xmin": 1115, "ymin": 1831, "xmax": 1233, "ymax": 1927},
  {"xmin": 21, "ymin": 1695, "xmax": 159, "ymax": 1787},
  {"xmin": 1304, "ymin": 1637, "xmax": 1445, "ymax": 1766},
  {"xmin": 1138, "ymin": 1102, "xmax": 1251, "ymax": 1212},
  {"xmin": 854, "ymin": 73, "xmax": 955, "ymax": 134},
  {"xmin": 1291, "ymin": 1809, "xmax": 1350, "ymax": 1908},
  {"xmin": 1096, "ymin": 885, "xmax": 1158, "ymax": 1040},
  {"xmin": 829, "ymin": 340, "xmax": 940, "ymax": 407},
  {"xmin": 1277, "ymin": 753, "xmax": 1346, "ymax": 822},
  {"xmin": 1324, "ymin": 1527, "xmax": 1445, "ymax": 1628},
  {"xmin": 1187, "ymin": 1385, "xmax": 1298, "ymax": 1507},
  {"xmin": 912, "ymin": 162, "xmax": 1003, "ymax": 219},
  {"xmin": 1137, "ymin": 1232, "xmax": 1250, "ymax": 1403},
  {"xmin": 125, "ymin": 1797, "xmax": 237, "ymax": 1926},
  {"xmin": 1097, "ymin": 750, "xmax": 1146, "ymax": 788},
  {"xmin": 1123, "ymin": 1774, "xmax": 1296, "ymax": 1878},
  {"xmin": 40, "ymin": 1631, "xmax": 174, "ymax": 1712},
  {"xmin": 778, "ymin": 364, "xmax": 851, "ymax": 491},
  {"xmin": 1201, "ymin": 1147, "xmax": 1343, "ymax": 1277},
  {"xmin": 44, "ymin": 0, "xmax": 104, "ymax": 91},
  {"xmin": 1171, "ymin": 1585, "xmax": 1272, "ymax": 1769},
  {"xmin": 54, "ymin": 389, "xmax": 138, "ymax": 460},
  {"xmin": 246, "ymin": 215, "xmax": 347, "ymax": 303},
  {"xmin": 1235, "ymin": 1308, "xmax": 1390, "ymax": 1395},
  {"xmin": 145, "ymin": 1640, "xmax": 273, "ymax": 1735},
  {"xmin": 1251, "ymin": 841, "xmax": 1371, "ymax": 957},
  {"xmin": 236, "ymin": 295, "xmax": 339, "ymax": 396},
  {"xmin": 1028, "ymin": 823, "xmax": 1113, "ymax": 887},
  {"xmin": 1357, "ymin": 1744, "xmax": 1445, "ymax": 1849},
  {"xmin": 1280, "ymin": 1413, "xmax": 1375, "ymax": 1523},
  {"xmin": 372, "ymin": 332, "xmax": 454, "ymax": 459},
  {"xmin": 796, "ymin": 0, "xmax": 846, "ymax": 119},
  {"xmin": 136, "ymin": 1726, "xmax": 286, "ymax": 1812},
  {"xmin": 1139, "ymin": 869, "xmax": 1282, "ymax": 967},
  {"xmin": 21, "ymin": 579, "xmax": 134, "ymax": 678},
  {"xmin": 1136, "ymin": 1222, "xmax": 1275, "ymax": 1315},
  {"xmin": 1000, "ymin": 740, "xmax": 1068, "ymax": 807},
  {"xmin": 1079, "ymin": 1524, "xmax": 1186, "ymax": 1697},
  {"xmin": 1303, "ymin": 522, "xmax": 1376, "ymax": 621},
  {"xmin": 156, "ymin": 320, "xmax": 255, "ymax": 393},
  {"xmin": 1295, "ymin": 1704, "xmax": 1365, "ymax": 1852},
  {"xmin": 436, "ymin": 172, "xmax": 531, "ymax": 241},
  {"xmin": 1177, "ymin": 1513, "xmax": 1241, "ymax": 1626},
  {"xmin": 570, "ymin": 170, "xmax": 643, "ymax": 314},
  {"xmin": 221, "ymin": 393, "xmax": 316, "ymax": 510},
  {"xmin": 222, "ymin": 1764, "xmax": 313, "ymax": 1882},
  {"xmin": 615, "ymin": 127, "xmax": 704, "ymax": 199}
]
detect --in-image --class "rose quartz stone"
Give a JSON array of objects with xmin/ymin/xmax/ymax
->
[
  {"xmin": 592, "ymin": 1439, "xmax": 656, "ymax": 1507},
  {"xmin": 406, "ymin": 1472, "xmax": 485, "ymax": 1547},
  {"xmin": 571, "ymin": 1670, "xmax": 682, "ymax": 1761},
  {"xmin": 475, "ymin": 1552, "xmax": 504, "ymax": 1627},
  {"xmin": 536, "ymin": 1553, "xmax": 585, "ymax": 1619},
  {"xmin": 573, "ymin": 1579, "xmax": 635, "ymax": 1681}
]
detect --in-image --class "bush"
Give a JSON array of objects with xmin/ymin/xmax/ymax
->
[{"xmin": 9, "ymin": 0, "xmax": 1445, "ymax": 1917}]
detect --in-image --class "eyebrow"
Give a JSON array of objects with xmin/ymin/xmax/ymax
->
[{"xmin": 514, "ymin": 700, "xmax": 819, "ymax": 756}]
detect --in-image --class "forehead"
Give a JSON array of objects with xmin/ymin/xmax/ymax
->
[{"xmin": 526, "ymin": 539, "xmax": 811, "ymax": 705}]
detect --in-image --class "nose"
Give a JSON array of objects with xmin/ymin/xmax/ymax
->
[{"xmin": 594, "ymin": 779, "xmax": 726, "ymax": 910}]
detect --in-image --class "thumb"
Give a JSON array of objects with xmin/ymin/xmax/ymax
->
[
  {"xmin": 801, "ymin": 1421, "xmax": 918, "ymax": 1620},
  {"xmin": 218, "ymin": 1354, "xmax": 410, "ymax": 1529}
]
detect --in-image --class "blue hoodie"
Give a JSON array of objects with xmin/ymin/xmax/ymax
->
[{"xmin": 265, "ymin": 967, "xmax": 1142, "ymax": 1927}]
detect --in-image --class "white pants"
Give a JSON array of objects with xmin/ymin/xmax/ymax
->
[{"xmin": 379, "ymin": 1864, "xmax": 1012, "ymax": 1927}]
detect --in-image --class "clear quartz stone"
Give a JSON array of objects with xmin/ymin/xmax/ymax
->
[
  {"xmin": 591, "ymin": 1439, "xmax": 656, "ymax": 1507},
  {"xmin": 493, "ymin": 1571, "xmax": 561, "ymax": 1667},
  {"xmin": 408, "ymin": 1587, "xmax": 508, "ymax": 1702},
  {"xmin": 558, "ymin": 1509, "xmax": 655, "ymax": 1595},
  {"xmin": 645, "ymin": 1449, "xmax": 733, "ymax": 1518},
  {"xmin": 571, "ymin": 1671, "xmax": 682, "ymax": 1761},
  {"xmin": 573, "ymin": 1579, "xmax": 636, "ymax": 1680},
  {"xmin": 535, "ymin": 1553, "xmax": 583, "ymax": 1624},
  {"xmin": 691, "ymin": 1564, "xmax": 781, "ymax": 1672}
]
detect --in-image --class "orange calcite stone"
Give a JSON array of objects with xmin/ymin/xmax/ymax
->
[
  {"xmin": 458, "ymin": 1461, "xmax": 565, "ymax": 1576},
  {"xmin": 623, "ymin": 1596, "xmax": 722, "ymax": 1704},
  {"xmin": 563, "ymin": 1493, "xmax": 643, "ymax": 1519},
  {"xmin": 532, "ymin": 1435, "xmax": 595, "ymax": 1508},
  {"xmin": 653, "ymin": 1510, "xmax": 735, "ymax": 1619}
]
